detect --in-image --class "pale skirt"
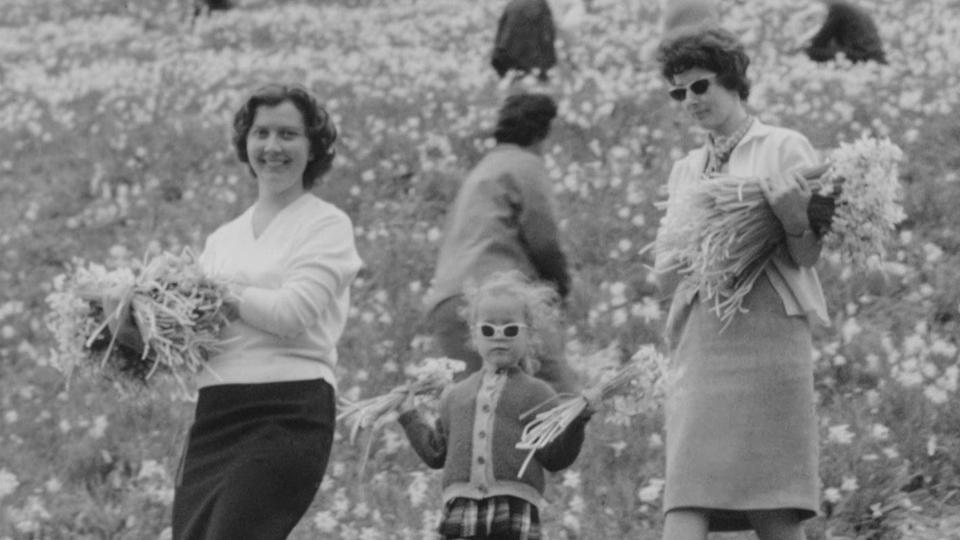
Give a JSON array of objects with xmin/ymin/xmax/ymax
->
[{"xmin": 663, "ymin": 274, "xmax": 819, "ymax": 532}]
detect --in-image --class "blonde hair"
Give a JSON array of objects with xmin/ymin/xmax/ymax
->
[{"xmin": 461, "ymin": 271, "xmax": 560, "ymax": 374}]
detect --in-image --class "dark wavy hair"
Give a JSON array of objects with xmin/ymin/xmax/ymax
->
[
  {"xmin": 493, "ymin": 93, "xmax": 558, "ymax": 147},
  {"xmin": 656, "ymin": 25, "xmax": 752, "ymax": 101},
  {"xmin": 232, "ymin": 84, "xmax": 338, "ymax": 189}
]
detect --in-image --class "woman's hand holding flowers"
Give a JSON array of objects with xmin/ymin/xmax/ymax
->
[{"xmin": 760, "ymin": 171, "xmax": 813, "ymax": 236}]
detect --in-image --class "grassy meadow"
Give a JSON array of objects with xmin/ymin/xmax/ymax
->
[{"xmin": 2, "ymin": 0, "xmax": 960, "ymax": 538}]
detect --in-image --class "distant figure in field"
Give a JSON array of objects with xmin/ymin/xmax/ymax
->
[
  {"xmin": 423, "ymin": 93, "xmax": 578, "ymax": 394},
  {"xmin": 801, "ymin": 0, "xmax": 887, "ymax": 64},
  {"xmin": 491, "ymin": 0, "xmax": 558, "ymax": 81},
  {"xmin": 659, "ymin": 0, "xmax": 720, "ymax": 36},
  {"xmin": 194, "ymin": 0, "xmax": 233, "ymax": 18}
]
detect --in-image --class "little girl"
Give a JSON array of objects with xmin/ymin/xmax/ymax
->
[{"xmin": 398, "ymin": 271, "xmax": 595, "ymax": 540}]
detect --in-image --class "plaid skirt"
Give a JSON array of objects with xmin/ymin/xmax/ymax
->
[{"xmin": 437, "ymin": 496, "xmax": 541, "ymax": 540}]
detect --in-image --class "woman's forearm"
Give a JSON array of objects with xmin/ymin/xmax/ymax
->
[{"xmin": 783, "ymin": 229, "xmax": 822, "ymax": 267}]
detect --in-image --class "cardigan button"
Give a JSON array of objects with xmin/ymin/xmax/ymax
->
[
  {"xmin": 477, "ymin": 456, "xmax": 485, "ymax": 464},
  {"xmin": 482, "ymin": 404, "xmax": 490, "ymax": 412},
  {"xmin": 478, "ymin": 431, "xmax": 486, "ymax": 439}
]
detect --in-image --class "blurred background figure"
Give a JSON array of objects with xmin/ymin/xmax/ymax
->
[
  {"xmin": 554, "ymin": 0, "xmax": 593, "ymax": 69},
  {"xmin": 797, "ymin": 0, "xmax": 887, "ymax": 64},
  {"xmin": 491, "ymin": 0, "xmax": 558, "ymax": 81},
  {"xmin": 194, "ymin": 0, "xmax": 233, "ymax": 19},
  {"xmin": 658, "ymin": 0, "xmax": 720, "ymax": 37},
  {"xmin": 423, "ymin": 93, "xmax": 578, "ymax": 394}
]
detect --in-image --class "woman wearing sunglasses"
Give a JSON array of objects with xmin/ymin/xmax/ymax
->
[{"xmin": 653, "ymin": 26, "xmax": 829, "ymax": 540}]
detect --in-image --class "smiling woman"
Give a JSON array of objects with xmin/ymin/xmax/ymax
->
[{"xmin": 172, "ymin": 84, "xmax": 362, "ymax": 540}]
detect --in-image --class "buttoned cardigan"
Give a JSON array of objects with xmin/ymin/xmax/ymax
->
[
  {"xmin": 399, "ymin": 366, "xmax": 587, "ymax": 509},
  {"xmin": 655, "ymin": 120, "xmax": 830, "ymax": 343}
]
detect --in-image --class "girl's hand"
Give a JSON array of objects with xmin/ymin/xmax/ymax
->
[
  {"xmin": 759, "ymin": 171, "xmax": 812, "ymax": 236},
  {"xmin": 397, "ymin": 390, "xmax": 416, "ymax": 415},
  {"xmin": 581, "ymin": 387, "xmax": 603, "ymax": 417}
]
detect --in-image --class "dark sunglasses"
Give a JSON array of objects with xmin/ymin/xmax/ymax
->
[
  {"xmin": 668, "ymin": 75, "xmax": 717, "ymax": 102},
  {"xmin": 477, "ymin": 323, "xmax": 527, "ymax": 338}
]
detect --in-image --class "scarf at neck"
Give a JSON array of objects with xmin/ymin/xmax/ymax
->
[{"xmin": 704, "ymin": 115, "xmax": 754, "ymax": 175}]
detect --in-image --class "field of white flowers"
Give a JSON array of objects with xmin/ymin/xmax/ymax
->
[{"xmin": 2, "ymin": 0, "xmax": 960, "ymax": 538}]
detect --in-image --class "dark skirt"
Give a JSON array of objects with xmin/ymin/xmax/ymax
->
[{"xmin": 172, "ymin": 378, "xmax": 335, "ymax": 540}]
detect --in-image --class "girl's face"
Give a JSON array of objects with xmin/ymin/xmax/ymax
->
[
  {"xmin": 246, "ymin": 100, "xmax": 312, "ymax": 201},
  {"xmin": 670, "ymin": 67, "xmax": 745, "ymax": 137},
  {"xmin": 473, "ymin": 293, "xmax": 530, "ymax": 371}
]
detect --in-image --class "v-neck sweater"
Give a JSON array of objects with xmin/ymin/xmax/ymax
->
[{"xmin": 197, "ymin": 194, "xmax": 362, "ymax": 388}]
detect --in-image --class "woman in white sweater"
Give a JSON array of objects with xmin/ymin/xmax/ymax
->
[{"xmin": 172, "ymin": 84, "xmax": 362, "ymax": 540}]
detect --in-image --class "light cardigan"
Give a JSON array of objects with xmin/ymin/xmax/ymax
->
[
  {"xmin": 197, "ymin": 194, "xmax": 362, "ymax": 388},
  {"xmin": 656, "ymin": 120, "xmax": 830, "ymax": 336},
  {"xmin": 399, "ymin": 367, "xmax": 587, "ymax": 509}
]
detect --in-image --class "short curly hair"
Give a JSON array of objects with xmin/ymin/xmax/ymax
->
[
  {"xmin": 656, "ymin": 25, "xmax": 752, "ymax": 101},
  {"xmin": 461, "ymin": 270, "xmax": 560, "ymax": 374},
  {"xmin": 232, "ymin": 84, "xmax": 338, "ymax": 189},
  {"xmin": 493, "ymin": 93, "xmax": 558, "ymax": 147}
]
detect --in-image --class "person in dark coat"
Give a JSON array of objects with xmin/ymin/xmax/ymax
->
[
  {"xmin": 194, "ymin": 0, "xmax": 232, "ymax": 18},
  {"xmin": 803, "ymin": 0, "xmax": 886, "ymax": 64},
  {"xmin": 491, "ymin": 0, "xmax": 558, "ymax": 81}
]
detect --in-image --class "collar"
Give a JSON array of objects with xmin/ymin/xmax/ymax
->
[
  {"xmin": 708, "ymin": 115, "xmax": 754, "ymax": 157},
  {"xmin": 481, "ymin": 364, "xmax": 523, "ymax": 377}
]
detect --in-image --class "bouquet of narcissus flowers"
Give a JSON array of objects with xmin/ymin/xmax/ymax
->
[
  {"xmin": 45, "ymin": 249, "xmax": 231, "ymax": 395},
  {"xmin": 338, "ymin": 357, "xmax": 466, "ymax": 445},
  {"xmin": 514, "ymin": 345, "xmax": 666, "ymax": 478},
  {"xmin": 656, "ymin": 135, "xmax": 905, "ymax": 325},
  {"xmin": 338, "ymin": 357, "xmax": 465, "ymax": 478}
]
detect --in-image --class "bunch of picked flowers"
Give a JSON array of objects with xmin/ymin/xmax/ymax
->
[
  {"xmin": 338, "ymin": 357, "xmax": 465, "ymax": 475},
  {"xmin": 655, "ymin": 135, "xmax": 905, "ymax": 325},
  {"xmin": 45, "ymin": 248, "xmax": 230, "ymax": 395},
  {"xmin": 515, "ymin": 345, "xmax": 666, "ymax": 477}
]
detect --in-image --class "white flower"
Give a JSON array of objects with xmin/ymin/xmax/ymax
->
[
  {"xmin": 44, "ymin": 478, "xmax": 61, "ymax": 493},
  {"xmin": 824, "ymin": 487, "xmax": 842, "ymax": 504},
  {"xmin": 138, "ymin": 460, "xmax": 167, "ymax": 480},
  {"xmin": 827, "ymin": 424, "xmax": 855, "ymax": 445},
  {"xmin": 352, "ymin": 501, "xmax": 370, "ymax": 519},
  {"xmin": 312, "ymin": 510, "xmax": 338, "ymax": 534},
  {"xmin": 841, "ymin": 476, "xmax": 859, "ymax": 491},
  {"xmin": 0, "ymin": 468, "xmax": 19, "ymax": 499},
  {"xmin": 562, "ymin": 470, "xmax": 581, "ymax": 489},
  {"xmin": 648, "ymin": 433, "xmax": 664, "ymax": 449},
  {"xmin": 569, "ymin": 494, "xmax": 585, "ymax": 513},
  {"xmin": 638, "ymin": 478, "xmax": 665, "ymax": 503},
  {"xmin": 559, "ymin": 511, "xmax": 582, "ymax": 535},
  {"xmin": 608, "ymin": 440, "xmax": 628, "ymax": 458},
  {"xmin": 924, "ymin": 385, "xmax": 949, "ymax": 405},
  {"xmin": 406, "ymin": 471, "xmax": 430, "ymax": 508},
  {"xmin": 10, "ymin": 496, "xmax": 51, "ymax": 533},
  {"xmin": 88, "ymin": 415, "xmax": 109, "ymax": 439},
  {"xmin": 870, "ymin": 424, "xmax": 890, "ymax": 441}
]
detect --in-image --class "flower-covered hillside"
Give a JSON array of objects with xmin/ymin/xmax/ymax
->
[{"xmin": 2, "ymin": 0, "xmax": 960, "ymax": 538}]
